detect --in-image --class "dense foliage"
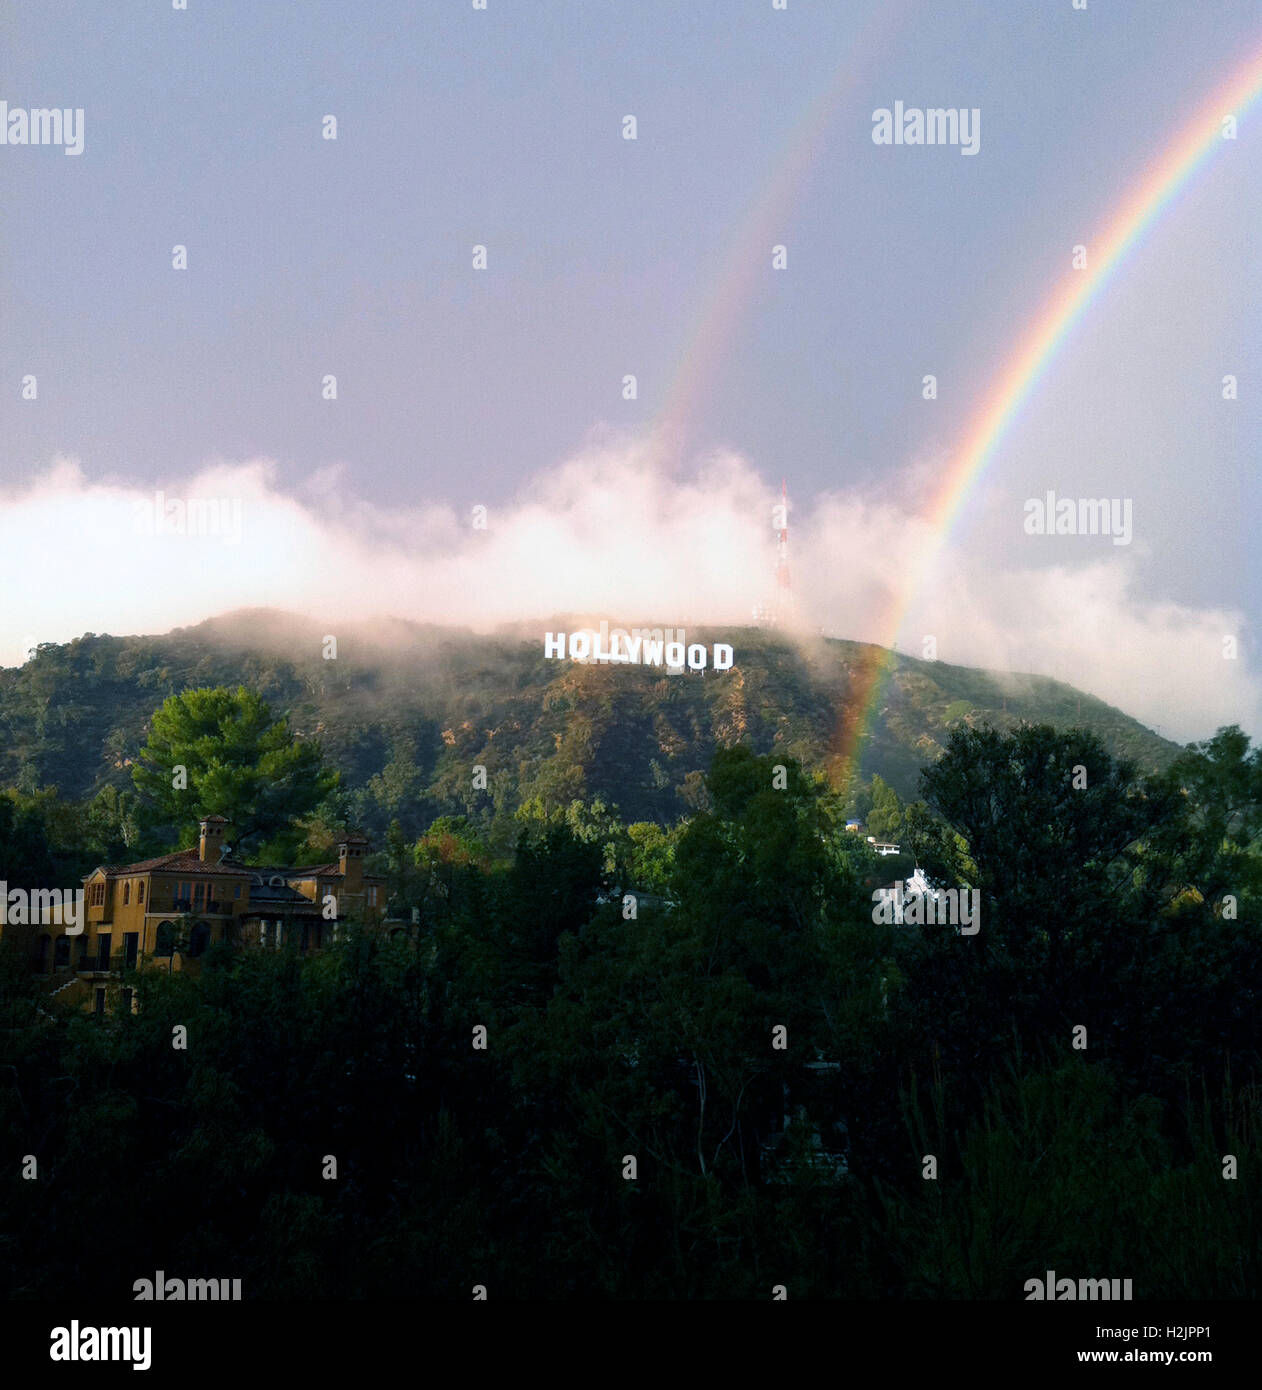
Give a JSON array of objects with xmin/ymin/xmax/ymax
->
[
  {"xmin": 0, "ymin": 614, "xmax": 1177, "ymax": 844},
  {"xmin": 1, "ymin": 714, "xmax": 1257, "ymax": 1300},
  {"xmin": 131, "ymin": 685, "xmax": 338, "ymax": 853}
]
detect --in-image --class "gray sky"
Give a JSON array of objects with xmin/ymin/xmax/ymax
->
[{"xmin": 1, "ymin": 0, "xmax": 1258, "ymax": 742}]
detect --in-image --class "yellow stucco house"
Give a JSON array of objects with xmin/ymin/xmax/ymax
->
[{"xmin": 9, "ymin": 815, "xmax": 385, "ymax": 1013}]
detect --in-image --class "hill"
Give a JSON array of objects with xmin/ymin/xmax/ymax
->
[{"xmin": 0, "ymin": 609, "xmax": 1181, "ymax": 837}]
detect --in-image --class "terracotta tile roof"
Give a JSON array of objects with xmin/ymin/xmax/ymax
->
[
  {"xmin": 94, "ymin": 850, "xmax": 252, "ymax": 878},
  {"xmin": 91, "ymin": 851, "xmax": 383, "ymax": 883}
]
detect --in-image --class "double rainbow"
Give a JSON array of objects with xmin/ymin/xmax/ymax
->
[{"xmin": 642, "ymin": 17, "xmax": 1258, "ymax": 784}]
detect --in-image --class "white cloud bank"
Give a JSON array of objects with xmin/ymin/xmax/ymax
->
[{"xmin": 1, "ymin": 442, "xmax": 1256, "ymax": 745}]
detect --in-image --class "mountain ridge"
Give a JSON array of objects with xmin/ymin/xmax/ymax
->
[{"xmin": 0, "ymin": 609, "xmax": 1182, "ymax": 835}]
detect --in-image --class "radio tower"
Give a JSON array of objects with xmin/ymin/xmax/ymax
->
[
  {"xmin": 776, "ymin": 478, "xmax": 790, "ymax": 595},
  {"xmin": 754, "ymin": 481, "xmax": 792, "ymax": 627}
]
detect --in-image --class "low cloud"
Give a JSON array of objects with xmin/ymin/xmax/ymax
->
[{"xmin": 1, "ymin": 443, "xmax": 1256, "ymax": 745}]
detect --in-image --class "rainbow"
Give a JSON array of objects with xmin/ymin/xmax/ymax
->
[
  {"xmin": 648, "ymin": 3, "xmax": 910, "ymax": 463},
  {"xmin": 833, "ymin": 38, "xmax": 1262, "ymax": 785}
]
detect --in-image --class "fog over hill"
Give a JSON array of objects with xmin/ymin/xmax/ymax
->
[
  {"xmin": 0, "ymin": 609, "xmax": 1180, "ymax": 837},
  {"xmin": 3, "ymin": 448, "xmax": 1256, "ymax": 748}
]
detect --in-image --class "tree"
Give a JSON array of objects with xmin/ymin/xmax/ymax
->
[
  {"xmin": 1154, "ymin": 725, "xmax": 1262, "ymax": 920},
  {"xmin": 623, "ymin": 821, "xmax": 677, "ymax": 895},
  {"xmin": 866, "ymin": 774, "xmax": 902, "ymax": 841},
  {"xmin": 131, "ymin": 686, "xmax": 338, "ymax": 854},
  {"xmin": 892, "ymin": 723, "xmax": 1189, "ymax": 1110},
  {"xmin": 504, "ymin": 823, "xmax": 604, "ymax": 974},
  {"xmin": 673, "ymin": 747, "xmax": 856, "ymax": 933},
  {"xmin": 918, "ymin": 722, "xmax": 1179, "ymax": 945},
  {"xmin": 0, "ymin": 792, "xmax": 61, "ymax": 886},
  {"xmin": 84, "ymin": 785, "xmax": 143, "ymax": 865},
  {"xmin": 411, "ymin": 816, "xmax": 490, "ymax": 924},
  {"xmin": 899, "ymin": 798, "xmax": 974, "ymax": 883}
]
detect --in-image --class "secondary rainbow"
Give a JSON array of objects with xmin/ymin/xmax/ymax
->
[
  {"xmin": 648, "ymin": 3, "xmax": 909, "ymax": 463},
  {"xmin": 834, "ymin": 39, "xmax": 1262, "ymax": 783}
]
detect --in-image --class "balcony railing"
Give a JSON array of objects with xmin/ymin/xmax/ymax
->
[{"xmin": 76, "ymin": 955, "xmax": 138, "ymax": 975}]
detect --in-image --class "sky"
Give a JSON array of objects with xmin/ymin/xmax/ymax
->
[{"xmin": 1, "ymin": 0, "xmax": 1259, "ymax": 744}]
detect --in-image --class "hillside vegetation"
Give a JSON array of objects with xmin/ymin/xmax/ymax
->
[{"xmin": 0, "ymin": 609, "xmax": 1178, "ymax": 841}]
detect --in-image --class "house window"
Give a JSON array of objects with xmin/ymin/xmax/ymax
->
[
  {"xmin": 369, "ymin": 886, "xmax": 378, "ymax": 907},
  {"xmin": 120, "ymin": 987, "xmax": 134, "ymax": 1015},
  {"xmin": 189, "ymin": 923, "xmax": 211, "ymax": 957},
  {"xmin": 88, "ymin": 882, "xmax": 105, "ymax": 908},
  {"xmin": 94, "ymin": 988, "xmax": 106, "ymax": 1016},
  {"xmin": 138, "ymin": 881, "xmax": 145, "ymax": 905},
  {"xmin": 193, "ymin": 882, "xmax": 206, "ymax": 910},
  {"xmin": 53, "ymin": 936, "xmax": 70, "ymax": 970},
  {"xmin": 97, "ymin": 934, "xmax": 112, "ymax": 970},
  {"xmin": 123, "ymin": 933, "xmax": 138, "ymax": 968},
  {"xmin": 123, "ymin": 881, "xmax": 130, "ymax": 906},
  {"xmin": 234, "ymin": 884, "xmax": 242, "ymax": 900}
]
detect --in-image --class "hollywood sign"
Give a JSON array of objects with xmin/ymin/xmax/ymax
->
[{"xmin": 544, "ymin": 622, "xmax": 733, "ymax": 672}]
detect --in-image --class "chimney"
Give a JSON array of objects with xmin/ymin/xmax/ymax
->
[
  {"xmin": 337, "ymin": 834, "xmax": 367, "ymax": 892},
  {"xmin": 198, "ymin": 815, "xmax": 228, "ymax": 863}
]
